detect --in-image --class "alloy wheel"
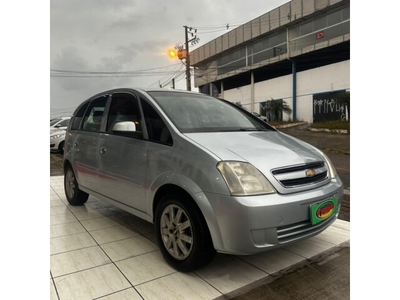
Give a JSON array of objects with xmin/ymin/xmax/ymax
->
[
  {"xmin": 160, "ymin": 204, "xmax": 193, "ymax": 260},
  {"xmin": 65, "ymin": 169, "xmax": 76, "ymax": 199}
]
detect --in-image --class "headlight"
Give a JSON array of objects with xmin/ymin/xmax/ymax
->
[
  {"xmin": 320, "ymin": 152, "xmax": 338, "ymax": 179},
  {"xmin": 50, "ymin": 134, "xmax": 65, "ymax": 139},
  {"xmin": 217, "ymin": 161, "xmax": 275, "ymax": 196}
]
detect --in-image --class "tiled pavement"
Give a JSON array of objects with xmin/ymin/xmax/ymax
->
[{"xmin": 50, "ymin": 175, "xmax": 350, "ymax": 300}]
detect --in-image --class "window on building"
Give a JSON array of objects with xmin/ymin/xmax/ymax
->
[{"xmin": 289, "ymin": 6, "xmax": 350, "ymax": 53}]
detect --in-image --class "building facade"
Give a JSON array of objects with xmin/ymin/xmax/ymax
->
[{"xmin": 191, "ymin": 0, "xmax": 350, "ymax": 123}]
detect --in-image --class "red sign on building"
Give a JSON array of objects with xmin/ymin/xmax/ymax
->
[{"xmin": 316, "ymin": 31, "xmax": 325, "ymax": 39}]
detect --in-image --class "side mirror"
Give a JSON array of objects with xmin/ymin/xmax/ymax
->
[{"xmin": 112, "ymin": 121, "xmax": 137, "ymax": 132}]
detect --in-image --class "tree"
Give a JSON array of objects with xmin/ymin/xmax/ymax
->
[{"xmin": 265, "ymin": 99, "xmax": 292, "ymax": 121}]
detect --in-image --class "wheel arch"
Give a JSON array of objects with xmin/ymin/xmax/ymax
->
[
  {"xmin": 152, "ymin": 184, "xmax": 197, "ymax": 222},
  {"xmin": 151, "ymin": 181, "xmax": 223, "ymax": 252},
  {"xmin": 63, "ymin": 158, "xmax": 72, "ymax": 173}
]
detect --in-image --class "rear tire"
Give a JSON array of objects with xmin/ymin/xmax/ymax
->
[
  {"xmin": 64, "ymin": 165, "xmax": 88, "ymax": 206},
  {"xmin": 155, "ymin": 192, "xmax": 215, "ymax": 272}
]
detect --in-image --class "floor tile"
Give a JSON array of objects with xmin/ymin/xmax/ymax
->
[
  {"xmin": 332, "ymin": 219, "xmax": 350, "ymax": 231},
  {"xmin": 90, "ymin": 224, "xmax": 139, "ymax": 244},
  {"xmin": 49, "ymin": 177, "xmax": 351, "ymax": 300},
  {"xmin": 136, "ymin": 272, "xmax": 221, "ymax": 300},
  {"xmin": 54, "ymin": 264, "xmax": 131, "ymax": 300},
  {"xmin": 196, "ymin": 256, "xmax": 267, "ymax": 294},
  {"xmin": 50, "ymin": 281, "xmax": 58, "ymax": 300},
  {"xmin": 316, "ymin": 224, "xmax": 351, "ymax": 245},
  {"xmin": 50, "ymin": 211, "xmax": 78, "ymax": 226},
  {"xmin": 50, "ymin": 199, "xmax": 66, "ymax": 207},
  {"xmin": 144, "ymin": 231, "xmax": 158, "ymax": 245},
  {"xmin": 73, "ymin": 209, "xmax": 107, "ymax": 221},
  {"xmin": 283, "ymin": 236, "xmax": 336, "ymax": 259},
  {"xmin": 241, "ymin": 248, "xmax": 306, "ymax": 274},
  {"xmin": 66, "ymin": 204, "xmax": 92, "ymax": 213},
  {"xmin": 50, "ymin": 232, "xmax": 97, "ymax": 255},
  {"xmin": 122, "ymin": 216, "xmax": 154, "ymax": 235},
  {"xmin": 116, "ymin": 251, "xmax": 176, "ymax": 285},
  {"xmin": 51, "ymin": 246, "xmax": 111, "ymax": 277},
  {"xmin": 80, "ymin": 216, "xmax": 123, "ymax": 231},
  {"xmin": 50, "ymin": 205, "xmax": 70, "ymax": 215},
  {"xmin": 50, "ymin": 221, "xmax": 86, "ymax": 238},
  {"xmin": 97, "ymin": 288, "xmax": 143, "ymax": 300},
  {"xmin": 100, "ymin": 236, "xmax": 158, "ymax": 261}
]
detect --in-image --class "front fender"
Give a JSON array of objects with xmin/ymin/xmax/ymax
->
[
  {"xmin": 147, "ymin": 172, "xmax": 224, "ymax": 251},
  {"xmin": 147, "ymin": 171, "xmax": 202, "ymax": 212}
]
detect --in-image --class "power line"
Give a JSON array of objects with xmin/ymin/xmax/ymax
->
[{"xmin": 50, "ymin": 63, "xmax": 181, "ymax": 75}]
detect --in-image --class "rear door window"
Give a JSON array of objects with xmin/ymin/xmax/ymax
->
[{"xmin": 71, "ymin": 102, "xmax": 89, "ymax": 130}]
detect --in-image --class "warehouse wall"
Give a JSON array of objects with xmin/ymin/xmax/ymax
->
[{"xmin": 223, "ymin": 60, "xmax": 349, "ymax": 123}]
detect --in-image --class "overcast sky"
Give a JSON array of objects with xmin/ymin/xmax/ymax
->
[{"xmin": 50, "ymin": 0, "xmax": 290, "ymax": 118}]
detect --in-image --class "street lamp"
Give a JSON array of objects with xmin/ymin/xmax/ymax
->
[{"xmin": 167, "ymin": 26, "xmax": 199, "ymax": 91}]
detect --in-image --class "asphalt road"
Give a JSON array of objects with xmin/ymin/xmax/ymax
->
[{"xmin": 50, "ymin": 124, "xmax": 350, "ymax": 300}]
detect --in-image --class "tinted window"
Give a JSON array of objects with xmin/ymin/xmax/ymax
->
[
  {"xmin": 107, "ymin": 93, "xmax": 143, "ymax": 138},
  {"xmin": 141, "ymin": 98, "xmax": 172, "ymax": 145},
  {"xmin": 71, "ymin": 102, "xmax": 89, "ymax": 130},
  {"xmin": 50, "ymin": 119, "xmax": 61, "ymax": 126},
  {"xmin": 59, "ymin": 119, "xmax": 70, "ymax": 127},
  {"xmin": 81, "ymin": 96, "xmax": 108, "ymax": 132}
]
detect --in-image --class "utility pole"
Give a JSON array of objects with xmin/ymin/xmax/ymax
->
[
  {"xmin": 183, "ymin": 26, "xmax": 200, "ymax": 91},
  {"xmin": 184, "ymin": 26, "xmax": 191, "ymax": 91}
]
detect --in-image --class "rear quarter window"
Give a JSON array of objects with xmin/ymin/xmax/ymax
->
[{"xmin": 70, "ymin": 102, "xmax": 89, "ymax": 130}]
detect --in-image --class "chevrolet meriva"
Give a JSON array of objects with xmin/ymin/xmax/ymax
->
[{"xmin": 64, "ymin": 88, "xmax": 343, "ymax": 271}]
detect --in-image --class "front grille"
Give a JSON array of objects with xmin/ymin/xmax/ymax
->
[
  {"xmin": 277, "ymin": 216, "xmax": 334, "ymax": 243},
  {"xmin": 272, "ymin": 162, "xmax": 328, "ymax": 188}
]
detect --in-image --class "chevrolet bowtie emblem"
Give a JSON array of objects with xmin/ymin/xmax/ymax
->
[{"xmin": 305, "ymin": 169, "xmax": 316, "ymax": 177}]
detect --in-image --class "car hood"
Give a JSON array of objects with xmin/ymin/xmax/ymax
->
[
  {"xmin": 184, "ymin": 131, "xmax": 324, "ymax": 172},
  {"xmin": 50, "ymin": 127, "xmax": 64, "ymax": 133}
]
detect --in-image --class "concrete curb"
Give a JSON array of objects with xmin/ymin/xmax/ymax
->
[
  {"xmin": 274, "ymin": 121, "xmax": 308, "ymax": 129},
  {"xmin": 272, "ymin": 121, "xmax": 349, "ymax": 134},
  {"xmin": 308, "ymin": 127, "xmax": 349, "ymax": 134}
]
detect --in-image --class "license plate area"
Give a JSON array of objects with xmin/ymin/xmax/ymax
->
[{"xmin": 310, "ymin": 197, "xmax": 338, "ymax": 225}]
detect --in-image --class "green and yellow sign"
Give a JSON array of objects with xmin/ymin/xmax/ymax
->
[{"xmin": 310, "ymin": 197, "xmax": 338, "ymax": 225}]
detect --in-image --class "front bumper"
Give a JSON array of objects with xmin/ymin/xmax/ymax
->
[{"xmin": 199, "ymin": 179, "xmax": 343, "ymax": 255}]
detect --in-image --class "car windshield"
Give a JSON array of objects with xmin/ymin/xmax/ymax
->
[
  {"xmin": 50, "ymin": 119, "xmax": 61, "ymax": 126},
  {"xmin": 148, "ymin": 91, "xmax": 275, "ymax": 133}
]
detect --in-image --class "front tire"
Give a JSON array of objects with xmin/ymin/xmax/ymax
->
[
  {"xmin": 155, "ymin": 193, "xmax": 215, "ymax": 272},
  {"xmin": 64, "ymin": 165, "xmax": 89, "ymax": 206}
]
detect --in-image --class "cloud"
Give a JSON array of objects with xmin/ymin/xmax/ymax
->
[{"xmin": 50, "ymin": 0, "xmax": 291, "ymax": 118}]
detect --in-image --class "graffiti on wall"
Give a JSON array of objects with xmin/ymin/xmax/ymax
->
[
  {"xmin": 259, "ymin": 99, "xmax": 283, "ymax": 122},
  {"xmin": 313, "ymin": 90, "xmax": 347, "ymax": 122}
]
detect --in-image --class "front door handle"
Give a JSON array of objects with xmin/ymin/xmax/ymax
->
[{"xmin": 99, "ymin": 147, "xmax": 107, "ymax": 154}]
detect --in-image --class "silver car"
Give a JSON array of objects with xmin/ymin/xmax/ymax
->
[{"xmin": 63, "ymin": 88, "xmax": 343, "ymax": 272}]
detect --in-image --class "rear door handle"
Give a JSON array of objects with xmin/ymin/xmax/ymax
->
[{"xmin": 99, "ymin": 147, "xmax": 107, "ymax": 154}]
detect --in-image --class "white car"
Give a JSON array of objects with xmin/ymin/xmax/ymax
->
[
  {"xmin": 50, "ymin": 130, "xmax": 66, "ymax": 154},
  {"xmin": 252, "ymin": 112, "xmax": 268, "ymax": 122},
  {"xmin": 50, "ymin": 117, "xmax": 71, "ymax": 132}
]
